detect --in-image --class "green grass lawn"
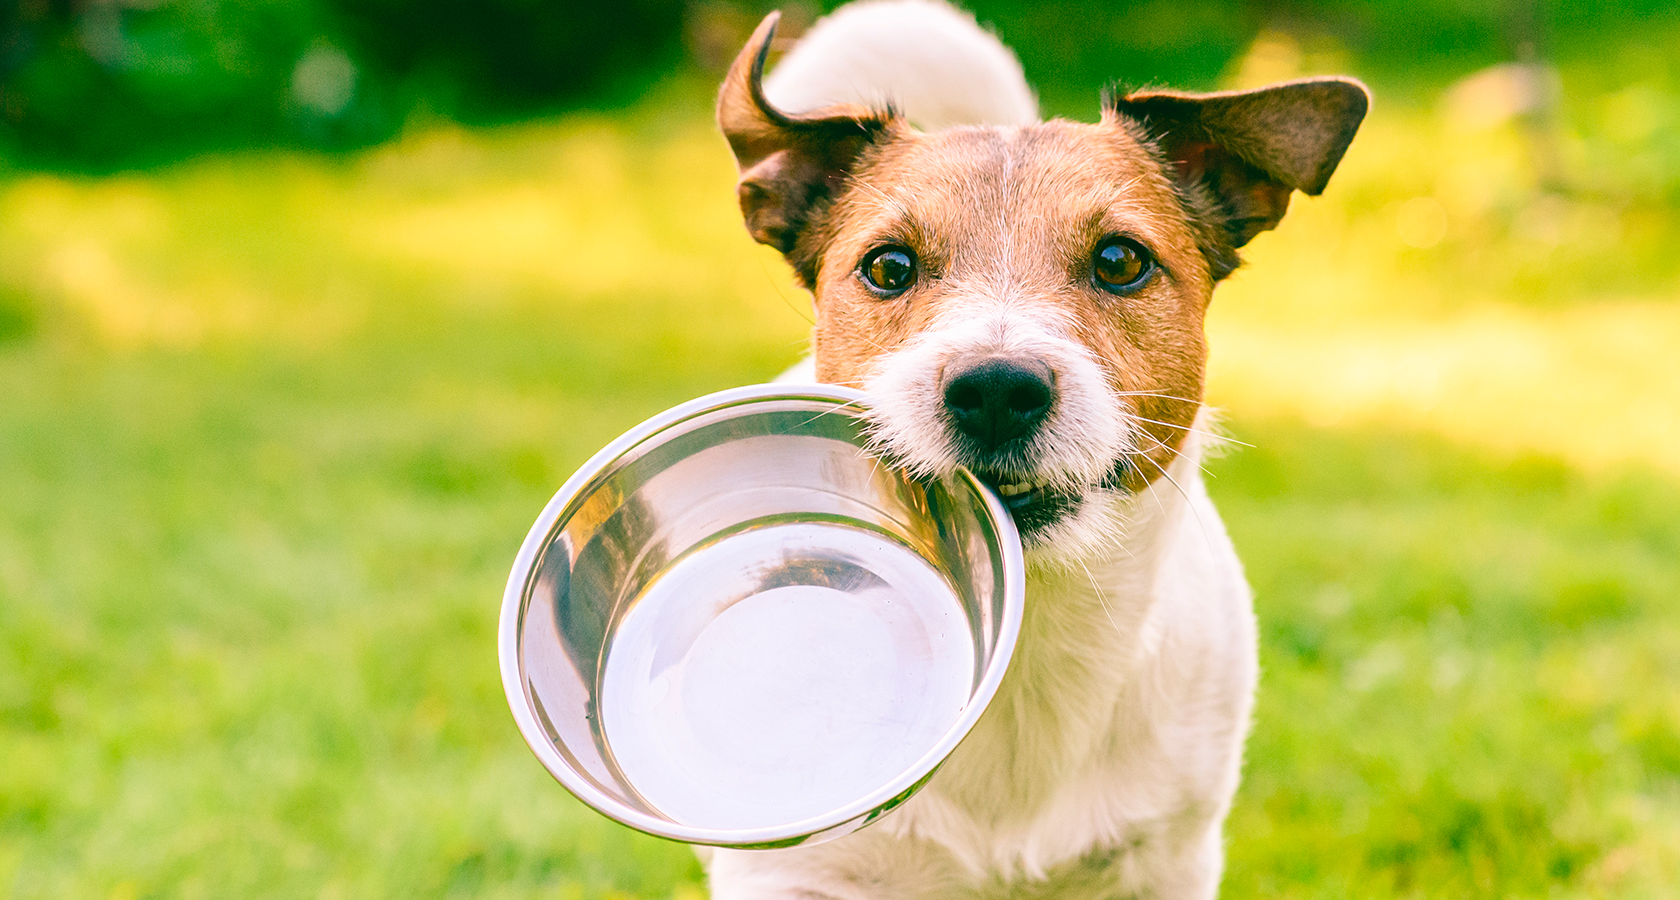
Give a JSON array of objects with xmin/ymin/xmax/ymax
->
[{"xmin": 2, "ymin": 60, "xmax": 1679, "ymax": 899}]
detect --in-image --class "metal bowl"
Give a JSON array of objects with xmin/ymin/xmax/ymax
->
[{"xmin": 498, "ymin": 384, "xmax": 1024, "ymax": 848}]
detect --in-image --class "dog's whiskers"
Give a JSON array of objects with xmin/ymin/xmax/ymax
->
[
  {"xmin": 1077, "ymin": 559, "xmax": 1125, "ymax": 640},
  {"xmin": 1112, "ymin": 390, "xmax": 1200, "ymax": 404},
  {"xmin": 795, "ymin": 399, "xmax": 868, "ymax": 430},
  {"xmin": 757, "ymin": 256, "xmax": 816, "ymax": 327},
  {"xmin": 849, "ymin": 178, "xmax": 914, "ymax": 220},
  {"xmin": 1125, "ymin": 431, "xmax": 1218, "ymax": 481},
  {"xmin": 1122, "ymin": 412, "xmax": 1251, "ymax": 448},
  {"xmin": 1134, "ymin": 449, "xmax": 1219, "ymax": 558}
]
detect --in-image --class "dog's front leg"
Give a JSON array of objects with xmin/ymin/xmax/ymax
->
[
  {"xmin": 1113, "ymin": 821, "xmax": 1226, "ymax": 900},
  {"xmin": 706, "ymin": 836, "xmax": 967, "ymax": 900},
  {"xmin": 704, "ymin": 851, "xmax": 844, "ymax": 900}
]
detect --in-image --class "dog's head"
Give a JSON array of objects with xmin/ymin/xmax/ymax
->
[{"xmin": 719, "ymin": 13, "xmax": 1367, "ymax": 559}]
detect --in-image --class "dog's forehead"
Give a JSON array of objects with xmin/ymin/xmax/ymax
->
[
  {"xmin": 871, "ymin": 123, "xmax": 1164, "ymax": 206},
  {"xmin": 835, "ymin": 120, "xmax": 1190, "ymax": 267}
]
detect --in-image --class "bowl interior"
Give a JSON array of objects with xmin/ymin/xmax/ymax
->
[{"xmin": 504, "ymin": 389, "xmax": 1019, "ymax": 845}]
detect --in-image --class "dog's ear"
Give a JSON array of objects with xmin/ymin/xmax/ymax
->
[
  {"xmin": 718, "ymin": 12, "xmax": 896, "ymax": 268},
  {"xmin": 1107, "ymin": 78, "xmax": 1369, "ymax": 275}
]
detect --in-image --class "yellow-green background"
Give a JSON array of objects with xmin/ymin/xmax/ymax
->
[{"xmin": 3, "ymin": 3, "xmax": 1679, "ymax": 898}]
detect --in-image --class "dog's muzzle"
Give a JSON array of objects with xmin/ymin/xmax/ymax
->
[{"xmin": 939, "ymin": 353, "xmax": 1085, "ymax": 535}]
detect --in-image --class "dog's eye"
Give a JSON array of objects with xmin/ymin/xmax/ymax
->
[
  {"xmin": 1092, "ymin": 237, "xmax": 1155, "ymax": 294},
  {"xmin": 860, "ymin": 246, "xmax": 917, "ymax": 296}
]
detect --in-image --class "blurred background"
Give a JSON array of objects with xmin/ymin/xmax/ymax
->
[{"xmin": 2, "ymin": 0, "xmax": 1678, "ymax": 897}]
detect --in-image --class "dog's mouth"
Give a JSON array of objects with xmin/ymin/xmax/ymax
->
[{"xmin": 968, "ymin": 468, "xmax": 1082, "ymax": 538}]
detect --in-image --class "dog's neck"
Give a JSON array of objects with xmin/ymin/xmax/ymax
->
[{"xmin": 883, "ymin": 418, "xmax": 1215, "ymax": 856}]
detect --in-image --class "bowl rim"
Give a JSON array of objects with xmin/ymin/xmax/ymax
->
[{"xmin": 498, "ymin": 382, "xmax": 1026, "ymax": 847}]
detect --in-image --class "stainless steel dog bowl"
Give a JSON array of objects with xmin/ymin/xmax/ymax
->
[{"xmin": 499, "ymin": 384, "xmax": 1024, "ymax": 848}]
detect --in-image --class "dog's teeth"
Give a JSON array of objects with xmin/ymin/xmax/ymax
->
[{"xmin": 997, "ymin": 482, "xmax": 1032, "ymax": 497}]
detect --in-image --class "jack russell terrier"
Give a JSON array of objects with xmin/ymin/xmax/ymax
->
[{"xmin": 705, "ymin": 2, "xmax": 1367, "ymax": 896}]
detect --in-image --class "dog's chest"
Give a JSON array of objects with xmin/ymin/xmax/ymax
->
[
  {"xmin": 856, "ymin": 487, "xmax": 1254, "ymax": 896},
  {"xmin": 704, "ymin": 472, "xmax": 1255, "ymax": 899},
  {"xmin": 875, "ymin": 563, "xmax": 1184, "ymax": 868}
]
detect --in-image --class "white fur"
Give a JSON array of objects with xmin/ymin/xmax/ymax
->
[
  {"xmin": 763, "ymin": 0, "xmax": 1038, "ymax": 129},
  {"xmin": 721, "ymin": 3, "xmax": 1257, "ymax": 897}
]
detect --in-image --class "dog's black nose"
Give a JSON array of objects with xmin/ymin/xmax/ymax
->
[{"xmin": 942, "ymin": 356, "xmax": 1056, "ymax": 451}]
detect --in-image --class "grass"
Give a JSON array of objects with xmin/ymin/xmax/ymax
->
[
  {"xmin": 2, "ymin": 43, "xmax": 1679, "ymax": 900},
  {"xmin": 1221, "ymin": 424, "xmax": 1680, "ymax": 897}
]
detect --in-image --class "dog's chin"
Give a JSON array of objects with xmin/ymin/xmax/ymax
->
[
  {"xmin": 966, "ymin": 467, "xmax": 1128, "ymax": 564},
  {"xmin": 967, "ymin": 468, "xmax": 1081, "ymax": 537}
]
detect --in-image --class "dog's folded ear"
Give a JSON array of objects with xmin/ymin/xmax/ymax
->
[
  {"xmin": 718, "ymin": 13, "xmax": 897, "ymax": 273},
  {"xmin": 1107, "ymin": 78, "xmax": 1369, "ymax": 274}
]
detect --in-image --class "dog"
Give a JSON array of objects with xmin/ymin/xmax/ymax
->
[{"xmin": 706, "ymin": 2, "xmax": 1367, "ymax": 897}]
